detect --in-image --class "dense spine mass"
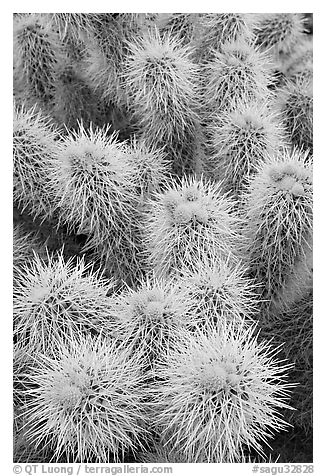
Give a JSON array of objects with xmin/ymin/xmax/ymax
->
[
  {"xmin": 13, "ymin": 104, "xmax": 59, "ymax": 220},
  {"xmin": 18, "ymin": 335, "xmax": 149, "ymax": 462},
  {"xmin": 242, "ymin": 149, "xmax": 313, "ymax": 314},
  {"xmin": 277, "ymin": 76, "xmax": 313, "ymax": 152},
  {"xmin": 13, "ymin": 14, "xmax": 62, "ymax": 107},
  {"xmin": 144, "ymin": 176, "xmax": 241, "ymax": 279},
  {"xmin": 13, "ymin": 251, "xmax": 115, "ymax": 353},
  {"xmin": 124, "ymin": 30, "xmax": 200, "ymax": 174},
  {"xmin": 48, "ymin": 124, "xmax": 143, "ymax": 284},
  {"xmin": 209, "ymin": 100, "xmax": 285, "ymax": 195},
  {"xmin": 203, "ymin": 40, "xmax": 273, "ymax": 115},
  {"xmin": 12, "ymin": 12, "xmax": 313, "ymax": 464},
  {"xmin": 109, "ymin": 277, "xmax": 199, "ymax": 373},
  {"xmin": 151, "ymin": 324, "xmax": 292, "ymax": 462}
]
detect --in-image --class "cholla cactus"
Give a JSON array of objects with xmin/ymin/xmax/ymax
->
[
  {"xmin": 110, "ymin": 277, "xmax": 199, "ymax": 372},
  {"xmin": 13, "ymin": 14, "xmax": 62, "ymax": 107},
  {"xmin": 255, "ymin": 14, "xmax": 307, "ymax": 59},
  {"xmin": 282, "ymin": 37, "xmax": 313, "ymax": 81},
  {"xmin": 209, "ymin": 100, "xmax": 286, "ymax": 195},
  {"xmin": 42, "ymin": 14, "xmax": 86, "ymax": 63},
  {"xmin": 143, "ymin": 176, "xmax": 241, "ymax": 279},
  {"xmin": 196, "ymin": 13, "xmax": 258, "ymax": 61},
  {"xmin": 51, "ymin": 62, "xmax": 100, "ymax": 130},
  {"xmin": 13, "ymin": 225, "xmax": 40, "ymax": 272},
  {"xmin": 13, "ymin": 104, "xmax": 59, "ymax": 220},
  {"xmin": 276, "ymin": 76, "xmax": 313, "ymax": 152},
  {"xmin": 13, "ymin": 342, "xmax": 34, "ymax": 408},
  {"xmin": 204, "ymin": 39, "xmax": 273, "ymax": 115},
  {"xmin": 126, "ymin": 139, "xmax": 171, "ymax": 200},
  {"xmin": 242, "ymin": 149, "xmax": 313, "ymax": 314},
  {"xmin": 13, "ymin": 251, "xmax": 115, "ymax": 353},
  {"xmin": 19, "ymin": 334, "xmax": 149, "ymax": 462},
  {"xmin": 124, "ymin": 29, "xmax": 200, "ymax": 173},
  {"xmin": 273, "ymin": 245, "xmax": 312, "ymax": 312},
  {"xmin": 14, "ymin": 405, "xmax": 51, "ymax": 463},
  {"xmin": 81, "ymin": 14, "xmax": 135, "ymax": 108},
  {"xmin": 44, "ymin": 13, "xmax": 97, "ymax": 43},
  {"xmin": 159, "ymin": 13, "xmax": 199, "ymax": 44},
  {"xmin": 48, "ymin": 123, "xmax": 142, "ymax": 283},
  {"xmin": 151, "ymin": 323, "xmax": 293, "ymax": 463},
  {"xmin": 12, "ymin": 11, "xmax": 313, "ymax": 463},
  {"xmin": 259, "ymin": 291, "xmax": 312, "ymax": 434},
  {"xmin": 178, "ymin": 256, "xmax": 259, "ymax": 327}
]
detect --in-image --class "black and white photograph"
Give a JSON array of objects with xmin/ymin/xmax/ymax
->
[{"xmin": 10, "ymin": 5, "xmax": 316, "ymax": 470}]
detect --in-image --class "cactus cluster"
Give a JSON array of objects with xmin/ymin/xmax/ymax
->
[{"xmin": 13, "ymin": 12, "xmax": 313, "ymax": 464}]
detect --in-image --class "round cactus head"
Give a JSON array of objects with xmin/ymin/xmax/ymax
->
[
  {"xmin": 13, "ymin": 251, "xmax": 115, "ymax": 353},
  {"xmin": 179, "ymin": 257, "xmax": 260, "ymax": 327},
  {"xmin": 209, "ymin": 100, "xmax": 286, "ymax": 195},
  {"xmin": 49, "ymin": 124, "xmax": 142, "ymax": 283},
  {"xmin": 277, "ymin": 76, "xmax": 313, "ymax": 152},
  {"xmin": 13, "ymin": 104, "xmax": 59, "ymax": 220},
  {"xmin": 110, "ymin": 277, "xmax": 198, "ymax": 370},
  {"xmin": 20, "ymin": 334, "xmax": 149, "ymax": 462},
  {"xmin": 13, "ymin": 14, "xmax": 62, "ymax": 104},
  {"xmin": 196, "ymin": 13, "xmax": 258, "ymax": 61},
  {"xmin": 243, "ymin": 148, "xmax": 313, "ymax": 313},
  {"xmin": 205, "ymin": 39, "xmax": 273, "ymax": 113},
  {"xmin": 255, "ymin": 13, "xmax": 307, "ymax": 57},
  {"xmin": 144, "ymin": 176, "xmax": 241, "ymax": 278},
  {"xmin": 266, "ymin": 156, "xmax": 312, "ymax": 196},
  {"xmin": 152, "ymin": 323, "xmax": 293, "ymax": 462},
  {"xmin": 124, "ymin": 29, "xmax": 199, "ymax": 173}
]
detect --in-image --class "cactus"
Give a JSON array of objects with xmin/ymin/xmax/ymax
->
[
  {"xmin": 19, "ymin": 334, "xmax": 149, "ymax": 462},
  {"xmin": 126, "ymin": 138, "xmax": 171, "ymax": 200},
  {"xmin": 178, "ymin": 256, "xmax": 259, "ymax": 328},
  {"xmin": 276, "ymin": 76, "xmax": 313, "ymax": 152},
  {"xmin": 13, "ymin": 103, "xmax": 59, "ymax": 220},
  {"xmin": 196, "ymin": 13, "xmax": 257, "ymax": 61},
  {"xmin": 14, "ymin": 405, "xmax": 51, "ymax": 463},
  {"xmin": 13, "ymin": 225, "xmax": 40, "ymax": 272},
  {"xmin": 242, "ymin": 149, "xmax": 313, "ymax": 315},
  {"xmin": 143, "ymin": 176, "xmax": 241, "ymax": 279},
  {"xmin": 44, "ymin": 13, "xmax": 97, "ymax": 43},
  {"xmin": 282, "ymin": 37, "xmax": 313, "ymax": 81},
  {"xmin": 81, "ymin": 14, "xmax": 134, "ymax": 108},
  {"xmin": 151, "ymin": 323, "xmax": 293, "ymax": 462},
  {"xmin": 13, "ymin": 251, "xmax": 114, "ymax": 353},
  {"xmin": 159, "ymin": 13, "xmax": 200, "ymax": 45},
  {"xmin": 259, "ymin": 291, "xmax": 312, "ymax": 435},
  {"xmin": 51, "ymin": 61, "xmax": 101, "ymax": 131},
  {"xmin": 255, "ymin": 14, "xmax": 307, "ymax": 59},
  {"xmin": 48, "ymin": 123, "xmax": 142, "ymax": 283},
  {"xmin": 203, "ymin": 39, "xmax": 273, "ymax": 115},
  {"xmin": 12, "ymin": 12, "xmax": 313, "ymax": 463},
  {"xmin": 208, "ymin": 100, "xmax": 286, "ymax": 195},
  {"xmin": 124, "ymin": 29, "xmax": 200, "ymax": 174},
  {"xmin": 13, "ymin": 14, "xmax": 62, "ymax": 107},
  {"xmin": 42, "ymin": 13, "xmax": 89, "ymax": 63},
  {"xmin": 109, "ymin": 276, "xmax": 199, "ymax": 372}
]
